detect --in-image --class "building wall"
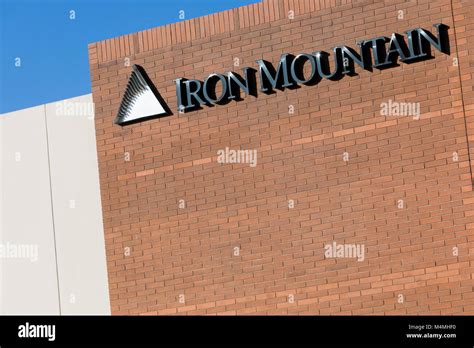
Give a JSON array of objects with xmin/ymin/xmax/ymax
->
[
  {"xmin": 1, "ymin": 105, "xmax": 59, "ymax": 314},
  {"xmin": 89, "ymin": 0, "xmax": 474, "ymax": 315},
  {"xmin": 0, "ymin": 94, "xmax": 110, "ymax": 315}
]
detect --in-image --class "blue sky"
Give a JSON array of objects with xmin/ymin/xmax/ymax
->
[{"xmin": 0, "ymin": 0, "xmax": 258, "ymax": 114}]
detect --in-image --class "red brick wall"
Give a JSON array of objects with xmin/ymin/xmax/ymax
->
[{"xmin": 88, "ymin": 0, "xmax": 474, "ymax": 315}]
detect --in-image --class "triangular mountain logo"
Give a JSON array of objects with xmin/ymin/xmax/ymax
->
[{"xmin": 114, "ymin": 65, "xmax": 171, "ymax": 125}]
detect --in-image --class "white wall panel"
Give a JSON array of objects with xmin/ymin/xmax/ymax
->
[
  {"xmin": 45, "ymin": 95, "xmax": 110, "ymax": 315},
  {"xmin": 0, "ymin": 94, "xmax": 110, "ymax": 315},
  {"xmin": 0, "ymin": 105, "xmax": 60, "ymax": 314},
  {"xmin": 0, "ymin": 117, "xmax": 4, "ymax": 313}
]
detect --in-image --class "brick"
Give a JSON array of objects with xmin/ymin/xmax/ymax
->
[{"xmin": 89, "ymin": 0, "xmax": 474, "ymax": 315}]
